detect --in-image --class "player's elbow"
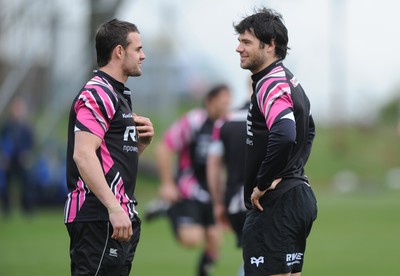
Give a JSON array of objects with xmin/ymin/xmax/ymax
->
[
  {"xmin": 282, "ymin": 131, "xmax": 296, "ymax": 145},
  {"xmin": 73, "ymin": 147, "xmax": 91, "ymax": 168},
  {"xmin": 272, "ymin": 118, "xmax": 297, "ymax": 145}
]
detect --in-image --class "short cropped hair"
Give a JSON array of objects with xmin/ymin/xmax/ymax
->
[
  {"xmin": 233, "ymin": 8, "xmax": 289, "ymax": 59},
  {"xmin": 95, "ymin": 19, "xmax": 139, "ymax": 67},
  {"xmin": 204, "ymin": 84, "xmax": 230, "ymax": 104}
]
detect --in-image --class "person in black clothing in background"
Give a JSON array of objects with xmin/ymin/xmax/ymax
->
[
  {"xmin": 234, "ymin": 7, "xmax": 317, "ymax": 276},
  {"xmin": 207, "ymin": 79, "xmax": 252, "ymax": 253},
  {"xmin": 207, "ymin": 98, "xmax": 249, "ymax": 247},
  {"xmin": 207, "ymin": 95, "xmax": 249, "ymax": 276}
]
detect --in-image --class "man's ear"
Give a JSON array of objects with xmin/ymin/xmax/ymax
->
[
  {"xmin": 266, "ymin": 39, "xmax": 276, "ymax": 54},
  {"xmin": 113, "ymin": 45, "xmax": 124, "ymax": 60}
]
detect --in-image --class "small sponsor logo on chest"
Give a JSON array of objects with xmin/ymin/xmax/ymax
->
[{"xmin": 122, "ymin": 113, "xmax": 133, "ymax": 119}]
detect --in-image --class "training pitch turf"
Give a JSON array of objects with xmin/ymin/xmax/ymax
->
[{"xmin": 0, "ymin": 188, "xmax": 399, "ymax": 276}]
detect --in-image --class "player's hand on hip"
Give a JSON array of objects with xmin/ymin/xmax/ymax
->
[
  {"xmin": 251, "ymin": 178, "xmax": 282, "ymax": 211},
  {"xmin": 108, "ymin": 206, "xmax": 133, "ymax": 241},
  {"xmin": 267, "ymin": 178, "xmax": 282, "ymax": 191},
  {"xmin": 251, "ymin": 186, "xmax": 266, "ymax": 211}
]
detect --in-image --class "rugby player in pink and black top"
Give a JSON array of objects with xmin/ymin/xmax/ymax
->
[
  {"xmin": 235, "ymin": 8, "xmax": 317, "ymax": 276},
  {"xmin": 64, "ymin": 19, "xmax": 153, "ymax": 276},
  {"xmin": 156, "ymin": 85, "xmax": 231, "ymax": 276}
]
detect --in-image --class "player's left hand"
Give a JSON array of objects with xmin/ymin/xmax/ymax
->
[
  {"xmin": 251, "ymin": 178, "xmax": 282, "ymax": 211},
  {"xmin": 133, "ymin": 114, "xmax": 154, "ymax": 145}
]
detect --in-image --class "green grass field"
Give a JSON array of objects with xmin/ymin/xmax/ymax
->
[
  {"xmin": 1, "ymin": 124, "xmax": 400, "ymax": 275},
  {"xmin": 1, "ymin": 184, "xmax": 399, "ymax": 276}
]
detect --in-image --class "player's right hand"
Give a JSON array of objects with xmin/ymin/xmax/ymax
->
[
  {"xmin": 159, "ymin": 182, "xmax": 180, "ymax": 203},
  {"xmin": 108, "ymin": 207, "xmax": 133, "ymax": 241},
  {"xmin": 214, "ymin": 203, "xmax": 230, "ymax": 230}
]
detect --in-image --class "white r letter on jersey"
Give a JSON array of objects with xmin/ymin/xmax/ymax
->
[{"xmin": 124, "ymin": 126, "xmax": 137, "ymax": 142}]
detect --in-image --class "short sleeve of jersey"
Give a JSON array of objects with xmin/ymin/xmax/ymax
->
[
  {"xmin": 164, "ymin": 109, "xmax": 207, "ymax": 151},
  {"xmin": 256, "ymin": 81, "xmax": 293, "ymax": 130},
  {"xmin": 74, "ymin": 87, "xmax": 117, "ymax": 139},
  {"xmin": 208, "ymin": 118, "xmax": 225, "ymax": 156}
]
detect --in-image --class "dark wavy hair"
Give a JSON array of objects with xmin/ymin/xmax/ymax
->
[
  {"xmin": 95, "ymin": 19, "xmax": 140, "ymax": 67},
  {"xmin": 233, "ymin": 7, "xmax": 289, "ymax": 59}
]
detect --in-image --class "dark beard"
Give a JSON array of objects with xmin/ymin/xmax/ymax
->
[{"xmin": 242, "ymin": 55, "xmax": 264, "ymax": 73}]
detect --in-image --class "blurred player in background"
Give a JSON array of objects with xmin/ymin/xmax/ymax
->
[
  {"xmin": 155, "ymin": 84, "xmax": 231, "ymax": 276},
  {"xmin": 207, "ymin": 79, "xmax": 253, "ymax": 273},
  {"xmin": 207, "ymin": 90, "xmax": 250, "ymax": 275}
]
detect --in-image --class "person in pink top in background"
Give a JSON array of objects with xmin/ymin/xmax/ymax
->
[{"xmin": 155, "ymin": 84, "xmax": 231, "ymax": 276}]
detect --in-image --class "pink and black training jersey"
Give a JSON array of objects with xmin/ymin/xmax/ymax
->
[
  {"xmin": 244, "ymin": 60, "xmax": 316, "ymax": 209},
  {"xmin": 64, "ymin": 70, "xmax": 139, "ymax": 223},
  {"xmin": 163, "ymin": 108, "xmax": 215, "ymax": 202}
]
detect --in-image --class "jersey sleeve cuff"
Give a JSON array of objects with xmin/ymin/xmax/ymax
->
[{"xmin": 257, "ymin": 181, "xmax": 272, "ymax": 192}]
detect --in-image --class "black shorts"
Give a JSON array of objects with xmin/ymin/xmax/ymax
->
[
  {"xmin": 242, "ymin": 183, "xmax": 317, "ymax": 275},
  {"xmin": 167, "ymin": 199, "xmax": 215, "ymax": 235},
  {"xmin": 66, "ymin": 216, "xmax": 141, "ymax": 276}
]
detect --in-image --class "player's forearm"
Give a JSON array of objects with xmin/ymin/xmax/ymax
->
[
  {"xmin": 156, "ymin": 142, "xmax": 175, "ymax": 184},
  {"xmin": 74, "ymin": 150, "xmax": 120, "ymax": 210},
  {"xmin": 257, "ymin": 119, "xmax": 296, "ymax": 191},
  {"xmin": 207, "ymin": 154, "xmax": 224, "ymax": 205}
]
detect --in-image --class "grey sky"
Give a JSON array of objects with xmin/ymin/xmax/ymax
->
[{"xmin": 118, "ymin": 0, "xmax": 400, "ymax": 124}]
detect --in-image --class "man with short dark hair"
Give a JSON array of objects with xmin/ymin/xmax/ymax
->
[
  {"xmin": 207, "ymin": 98, "xmax": 249, "ymax": 276},
  {"xmin": 64, "ymin": 19, "xmax": 154, "ymax": 275},
  {"xmin": 234, "ymin": 8, "xmax": 317, "ymax": 276},
  {"xmin": 156, "ymin": 84, "xmax": 231, "ymax": 276}
]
